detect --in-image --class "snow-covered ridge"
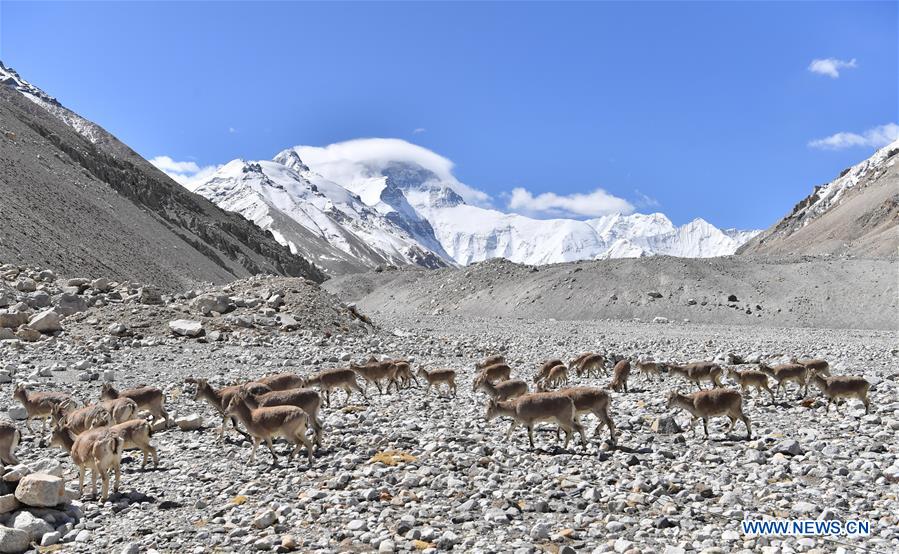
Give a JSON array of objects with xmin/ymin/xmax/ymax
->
[
  {"xmin": 191, "ymin": 144, "xmax": 760, "ymax": 270},
  {"xmin": 791, "ymin": 138, "xmax": 899, "ymax": 226},
  {"xmin": 192, "ymin": 157, "xmax": 450, "ymax": 273},
  {"xmin": 0, "ymin": 61, "xmax": 105, "ymax": 144}
]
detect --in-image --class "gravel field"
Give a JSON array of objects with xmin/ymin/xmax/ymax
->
[{"xmin": 1, "ymin": 296, "xmax": 896, "ymax": 554}]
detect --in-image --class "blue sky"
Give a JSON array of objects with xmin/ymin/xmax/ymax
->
[{"xmin": 1, "ymin": 1, "xmax": 896, "ymax": 229}]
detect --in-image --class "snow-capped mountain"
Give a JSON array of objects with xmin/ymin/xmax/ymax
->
[
  {"xmin": 191, "ymin": 140, "xmax": 760, "ymax": 273},
  {"xmin": 190, "ymin": 156, "xmax": 449, "ymax": 274},
  {"xmin": 412, "ymin": 200, "xmax": 756, "ymax": 265},
  {"xmin": 282, "ymin": 144, "xmax": 760, "ymax": 264}
]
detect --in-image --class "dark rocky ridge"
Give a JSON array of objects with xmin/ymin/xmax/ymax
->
[{"xmin": 0, "ymin": 83, "xmax": 324, "ymax": 290}]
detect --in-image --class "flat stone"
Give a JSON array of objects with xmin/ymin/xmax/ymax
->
[{"xmin": 169, "ymin": 319, "xmax": 205, "ymax": 337}]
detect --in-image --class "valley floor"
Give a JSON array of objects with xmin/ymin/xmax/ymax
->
[{"xmin": 2, "ymin": 310, "xmax": 896, "ymax": 553}]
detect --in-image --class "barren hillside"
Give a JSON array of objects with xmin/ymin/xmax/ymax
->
[
  {"xmin": 325, "ymin": 256, "xmax": 897, "ymax": 330},
  {"xmin": 0, "ymin": 65, "xmax": 323, "ymax": 290}
]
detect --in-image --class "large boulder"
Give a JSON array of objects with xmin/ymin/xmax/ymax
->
[
  {"xmin": 14, "ymin": 474, "xmax": 65, "ymax": 507},
  {"xmin": 14, "ymin": 328, "xmax": 41, "ymax": 343},
  {"xmin": 27, "ymin": 309, "xmax": 62, "ymax": 334},
  {"xmin": 90, "ymin": 277, "xmax": 111, "ymax": 292},
  {"xmin": 0, "ymin": 495, "xmax": 19, "ymax": 515},
  {"xmin": 11, "ymin": 511, "xmax": 52, "ymax": 541},
  {"xmin": 56, "ymin": 293, "xmax": 87, "ymax": 315},
  {"xmin": 191, "ymin": 294, "xmax": 234, "ymax": 316},
  {"xmin": 0, "ymin": 312, "xmax": 28, "ymax": 330},
  {"xmin": 169, "ymin": 319, "xmax": 204, "ymax": 338},
  {"xmin": 25, "ymin": 291, "xmax": 50, "ymax": 309},
  {"xmin": 13, "ymin": 280, "xmax": 35, "ymax": 293},
  {"xmin": 0, "ymin": 525, "xmax": 29, "ymax": 553},
  {"xmin": 139, "ymin": 286, "xmax": 163, "ymax": 305}
]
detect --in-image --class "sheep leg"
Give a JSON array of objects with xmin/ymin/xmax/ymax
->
[
  {"xmin": 100, "ymin": 467, "xmax": 111, "ymax": 502},
  {"xmin": 726, "ymin": 416, "xmax": 736, "ymax": 433},
  {"xmin": 702, "ymin": 417, "xmax": 709, "ymax": 439},
  {"xmin": 265, "ymin": 438, "xmax": 279, "ymax": 465},
  {"xmin": 505, "ymin": 421, "xmax": 517, "ymax": 441},
  {"xmin": 113, "ymin": 458, "xmax": 121, "ymax": 492},
  {"xmin": 89, "ymin": 462, "xmax": 99, "ymax": 499},
  {"xmin": 527, "ymin": 425, "xmax": 536, "ymax": 449},
  {"xmin": 249, "ymin": 438, "xmax": 260, "ymax": 465},
  {"xmin": 559, "ymin": 423, "xmax": 572, "ymax": 449},
  {"xmin": 574, "ymin": 420, "xmax": 587, "ymax": 449},
  {"xmin": 295, "ymin": 431, "xmax": 314, "ymax": 464}
]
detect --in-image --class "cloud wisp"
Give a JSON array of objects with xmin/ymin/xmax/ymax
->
[
  {"xmin": 507, "ymin": 187, "xmax": 634, "ymax": 219},
  {"xmin": 149, "ymin": 155, "xmax": 220, "ymax": 190},
  {"xmin": 808, "ymin": 57, "xmax": 857, "ymax": 78},
  {"xmin": 808, "ymin": 123, "xmax": 899, "ymax": 150},
  {"xmin": 295, "ymin": 138, "xmax": 492, "ymax": 206}
]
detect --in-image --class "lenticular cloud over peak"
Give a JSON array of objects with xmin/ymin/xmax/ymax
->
[{"xmin": 293, "ymin": 138, "xmax": 492, "ymax": 207}]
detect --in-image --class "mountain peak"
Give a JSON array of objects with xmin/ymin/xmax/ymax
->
[{"xmin": 273, "ymin": 148, "xmax": 311, "ymax": 173}]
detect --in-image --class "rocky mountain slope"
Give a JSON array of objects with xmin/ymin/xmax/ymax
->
[
  {"xmin": 193, "ymin": 141, "xmax": 759, "ymax": 273},
  {"xmin": 324, "ymin": 256, "xmax": 898, "ymax": 330},
  {"xmin": 739, "ymin": 139, "xmax": 899, "ymax": 257},
  {"xmin": 0, "ymin": 62, "xmax": 323, "ymax": 289}
]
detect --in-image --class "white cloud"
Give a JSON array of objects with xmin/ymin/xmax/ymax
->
[
  {"xmin": 808, "ymin": 57, "xmax": 857, "ymax": 78},
  {"xmin": 808, "ymin": 123, "xmax": 899, "ymax": 150},
  {"xmin": 634, "ymin": 189, "xmax": 660, "ymax": 209},
  {"xmin": 228, "ymin": 127, "xmax": 237, "ymax": 134},
  {"xmin": 412, "ymin": 127, "xmax": 426, "ymax": 134},
  {"xmin": 507, "ymin": 187, "xmax": 634, "ymax": 218},
  {"xmin": 149, "ymin": 155, "xmax": 220, "ymax": 190},
  {"xmin": 294, "ymin": 138, "xmax": 492, "ymax": 206}
]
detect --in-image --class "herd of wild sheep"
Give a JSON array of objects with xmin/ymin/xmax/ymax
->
[{"xmin": 1, "ymin": 353, "xmax": 871, "ymax": 504}]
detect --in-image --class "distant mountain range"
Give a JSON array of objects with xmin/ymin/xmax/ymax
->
[{"xmin": 191, "ymin": 142, "xmax": 761, "ymax": 274}]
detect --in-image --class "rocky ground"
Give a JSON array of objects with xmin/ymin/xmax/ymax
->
[{"xmin": 0, "ymin": 259, "xmax": 897, "ymax": 554}]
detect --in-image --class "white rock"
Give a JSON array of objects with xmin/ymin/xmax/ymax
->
[
  {"xmin": 14, "ymin": 473, "xmax": 65, "ymax": 507},
  {"xmin": 27, "ymin": 309, "xmax": 62, "ymax": 334},
  {"xmin": 793, "ymin": 501, "xmax": 818, "ymax": 514},
  {"xmin": 0, "ymin": 525, "xmax": 29, "ymax": 553},
  {"xmin": 12, "ymin": 511, "xmax": 53, "ymax": 541},
  {"xmin": 39, "ymin": 531, "xmax": 60, "ymax": 546},
  {"xmin": 530, "ymin": 522, "xmax": 550, "ymax": 540},
  {"xmin": 175, "ymin": 413, "xmax": 204, "ymax": 431},
  {"xmin": 169, "ymin": 319, "xmax": 205, "ymax": 337},
  {"xmin": 252, "ymin": 509, "xmax": 277, "ymax": 529}
]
